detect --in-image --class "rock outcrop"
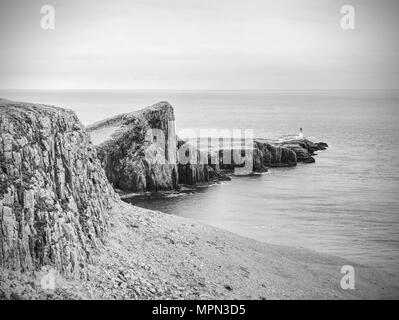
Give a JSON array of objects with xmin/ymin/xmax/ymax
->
[
  {"xmin": 253, "ymin": 141, "xmax": 297, "ymax": 169},
  {"xmin": 217, "ymin": 142, "xmax": 297, "ymax": 173},
  {"xmin": 177, "ymin": 140, "xmax": 228, "ymax": 185},
  {"xmin": 87, "ymin": 102, "xmax": 179, "ymax": 192},
  {"xmin": 277, "ymin": 139, "xmax": 329, "ymax": 163},
  {"xmin": 88, "ymin": 102, "xmax": 228, "ymax": 192},
  {"xmin": 217, "ymin": 138, "xmax": 328, "ymax": 173},
  {"xmin": 0, "ymin": 99, "xmax": 117, "ymax": 278}
]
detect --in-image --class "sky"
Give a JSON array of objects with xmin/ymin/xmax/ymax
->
[{"xmin": 0, "ymin": 0, "xmax": 398, "ymax": 90}]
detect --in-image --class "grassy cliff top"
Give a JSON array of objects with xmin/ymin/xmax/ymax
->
[
  {"xmin": 86, "ymin": 101, "xmax": 173, "ymax": 132},
  {"xmin": 0, "ymin": 98, "xmax": 76, "ymax": 117}
]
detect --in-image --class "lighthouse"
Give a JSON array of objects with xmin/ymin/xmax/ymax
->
[{"xmin": 298, "ymin": 128, "xmax": 304, "ymax": 139}]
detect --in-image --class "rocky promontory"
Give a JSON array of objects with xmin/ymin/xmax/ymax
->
[
  {"xmin": 87, "ymin": 101, "xmax": 328, "ymax": 193},
  {"xmin": 274, "ymin": 139, "xmax": 328, "ymax": 163},
  {"xmin": 3, "ymin": 98, "xmax": 396, "ymax": 300},
  {"xmin": 87, "ymin": 102, "xmax": 179, "ymax": 192},
  {"xmin": 87, "ymin": 102, "xmax": 228, "ymax": 193}
]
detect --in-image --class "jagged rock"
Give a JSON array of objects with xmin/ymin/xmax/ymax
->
[
  {"xmin": 216, "ymin": 137, "xmax": 329, "ymax": 172},
  {"xmin": 277, "ymin": 143, "xmax": 315, "ymax": 163},
  {"xmin": 88, "ymin": 102, "xmax": 228, "ymax": 191},
  {"xmin": 253, "ymin": 141, "xmax": 297, "ymax": 169},
  {"xmin": 87, "ymin": 102, "xmax": 179, "ymax": 192},
  {"xmin": 218, "ymin": 141, "xmax": 297, "ymax": 173},
  {"xmin": 177, "ymin": 140, "xmax": 229, "ymax": 185},
  {"xmin": 0, "ymin": 99, "xmax": 117, "ymax": 278},
  {"xmin": 277, "ymin": 139, "xmax": 329, "ymax": 163}
]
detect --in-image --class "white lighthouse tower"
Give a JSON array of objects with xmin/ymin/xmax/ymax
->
[{"xmin": 298, "ymin": 128, "xmax": 304, "ymax": 139}]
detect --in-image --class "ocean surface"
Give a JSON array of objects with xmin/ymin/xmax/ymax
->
[{"xmin": 1, "ymin": 89, "xmax": 399, "ymax": 274}]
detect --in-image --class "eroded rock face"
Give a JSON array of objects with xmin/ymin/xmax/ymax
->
[
  {"xmin": 217, "ymin": 138, "xmax": 329, "ymax": 172},
  {"xmin": 0, "ymin": 99, "xmax": 116, "ymax": 278},
  {"xmin": 278, "ymin": 139, "xmax": 329, "ymax": 163},
  {"xmin": 88, "ymin": 101, "xmax": 230, "ymax": 191},
  {"xmin": 253, "ymin": 141, "xmax": 297, "ymax": 169},
  {"xmin": 177, "ymin": 140, "xmax": 228, "ymax": 185},
  {"xmin": 218, "ymin": 142, "xmax": 297, "ymax": 173},
  {"xmin": 88, "ymin": 102, "xmax": 179, "ymax": 192}
]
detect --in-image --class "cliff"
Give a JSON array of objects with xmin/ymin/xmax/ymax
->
[
  {"xmin": 87, "ymin": 102, "xmax": 179, "ymax": 192},
  {"xmin": 277, "ymin": 139, "xmax": 328, "ymax": 163},
  {"xmin": 0, "ymin": 99, "xmax": 117, "ymax": 278},
  {"xmin": 219, "ymin": 141, "xmax": 298, "ymax": 172},
  {"xmin": 177, "ymin": 139, "xmax": 229, "ymax": 185},
  {"xmin": 217, "ymin": 139, "xmax": 323, "ymax": 173},
  {"xmin": 87, "ymin": 102, "xmax": 227, "ymax": 192}
]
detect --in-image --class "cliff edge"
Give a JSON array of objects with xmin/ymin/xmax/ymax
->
[
  {"xmin": 0, "ymin": 99, "xmax": 117, "ymax": 278},
  {"xmin": 87, "ymin": 102, "xmax": 226, "ymax": 192},
  {"xmin": 87, "ymin": 102, "xmax": 179, "ymax": 192}
]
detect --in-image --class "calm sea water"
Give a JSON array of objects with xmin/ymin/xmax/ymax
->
[{"xmin": 1, "ymin": 89, "xmax": 399, "ymax": 274}]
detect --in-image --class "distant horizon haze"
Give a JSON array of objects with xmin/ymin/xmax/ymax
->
[{"xmin": 0, "ymin": 0, "xmax": 398, "ymax": 90}]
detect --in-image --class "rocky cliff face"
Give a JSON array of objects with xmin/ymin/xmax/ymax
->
[
  {"xmin": 218, "ymin": 142, "xmax": 297, "ymax": 173},
  {"xmin": 218, "ymin": 138, "xmax": 328, "ymax": 173},
  {"xmin": 87, "ymin": 102, "xmax": 179, "ymax": 192},
  {"xmin": 253, "ymin": 141, "xmax": 297, "ymax": 170},
  {"xmin": 177, "ymin": 140, "xmax": 228, "ymax": 185},
  {"xmin": 0, "ymin": 99, "xmax": 116, "ymax": 278},
  {"xmin": 88, "ymin": 102, "xmax": 229, "ymax": 192},
  {"xmin": 277, "ymin": 139, "xmax": 329, "ymax": 163}
]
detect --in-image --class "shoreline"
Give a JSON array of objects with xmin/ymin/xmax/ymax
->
[
  {"xmin": 117, "ymin": 156, "xmax": 320, "ymax": 201},
  {"xmin": 121, "ymin": 162, "xmax": 398, "ymax": 278},
  {"xmin": 2, "ymin": 201, "xmax": 398, "ymax": 299},
  {"xmin": 88, "ymin": 201, "xmax": 399, "ymax": 299}
]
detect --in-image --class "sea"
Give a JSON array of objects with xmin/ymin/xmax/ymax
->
[{"xmin": 1, "ymin": 89, "xmax": 398, "ymax": 274}]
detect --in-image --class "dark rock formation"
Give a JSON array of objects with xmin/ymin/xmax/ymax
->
[
  {"xmin": 217, "ymin": 138, "xmax": 328, "ymax": 173},
  {"xmin": 87, "ymin": 102, "xmax": 179, "ymax": 192},
  {"xmin": 88, "ymin": 102, "xmax": 229, "ymax": 192},
  {"xmin": 277, "ymin": 139, "xmax": 329, "ymax": 163},
  {"xmin": 0, "ymin": 99, "xmax": 117, "ymax": 278},
  {"xmin": 218, "ymin": 142, "xmax": 297, "ymax": 173},
  {"xmin": 253, "ymin": 141, "xmax": 297, "ymax": 169},
  {"xmin": 177, "ymin": 140, "xmax": 229, "ymax": 185}
]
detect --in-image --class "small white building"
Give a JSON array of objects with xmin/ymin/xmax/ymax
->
[{"xmin": 298, "ymin": 128, "xmax": 304, "ymax": 139}]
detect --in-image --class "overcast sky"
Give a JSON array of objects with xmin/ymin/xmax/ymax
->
[{"xmin": 0, "ymin": 0, "xmax": 398, "ymax": 90}]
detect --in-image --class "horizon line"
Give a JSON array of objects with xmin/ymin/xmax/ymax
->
[{"xmin": 1, "ymin": 88, "xmax": 398, "ymax": 92}]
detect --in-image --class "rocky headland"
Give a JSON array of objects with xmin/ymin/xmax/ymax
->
[
  {"xmin": 1, "ymin": 98, "xmax": 398, "ymax": 300},
  {"xmin": 87, "ymin": 102, "xmax": 227, "ymax": 193},
  {"xmin": 87, "ymin": 101, "xmax": 329, "ymax": 195}
]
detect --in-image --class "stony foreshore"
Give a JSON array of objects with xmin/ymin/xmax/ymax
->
[
  {"xmin": 1, "ymin": 98, "xmax": 398, "ymax": 300},
  {"xmin": 2, "ymin": 201, "xmax": 399, "ymax": 299}
]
